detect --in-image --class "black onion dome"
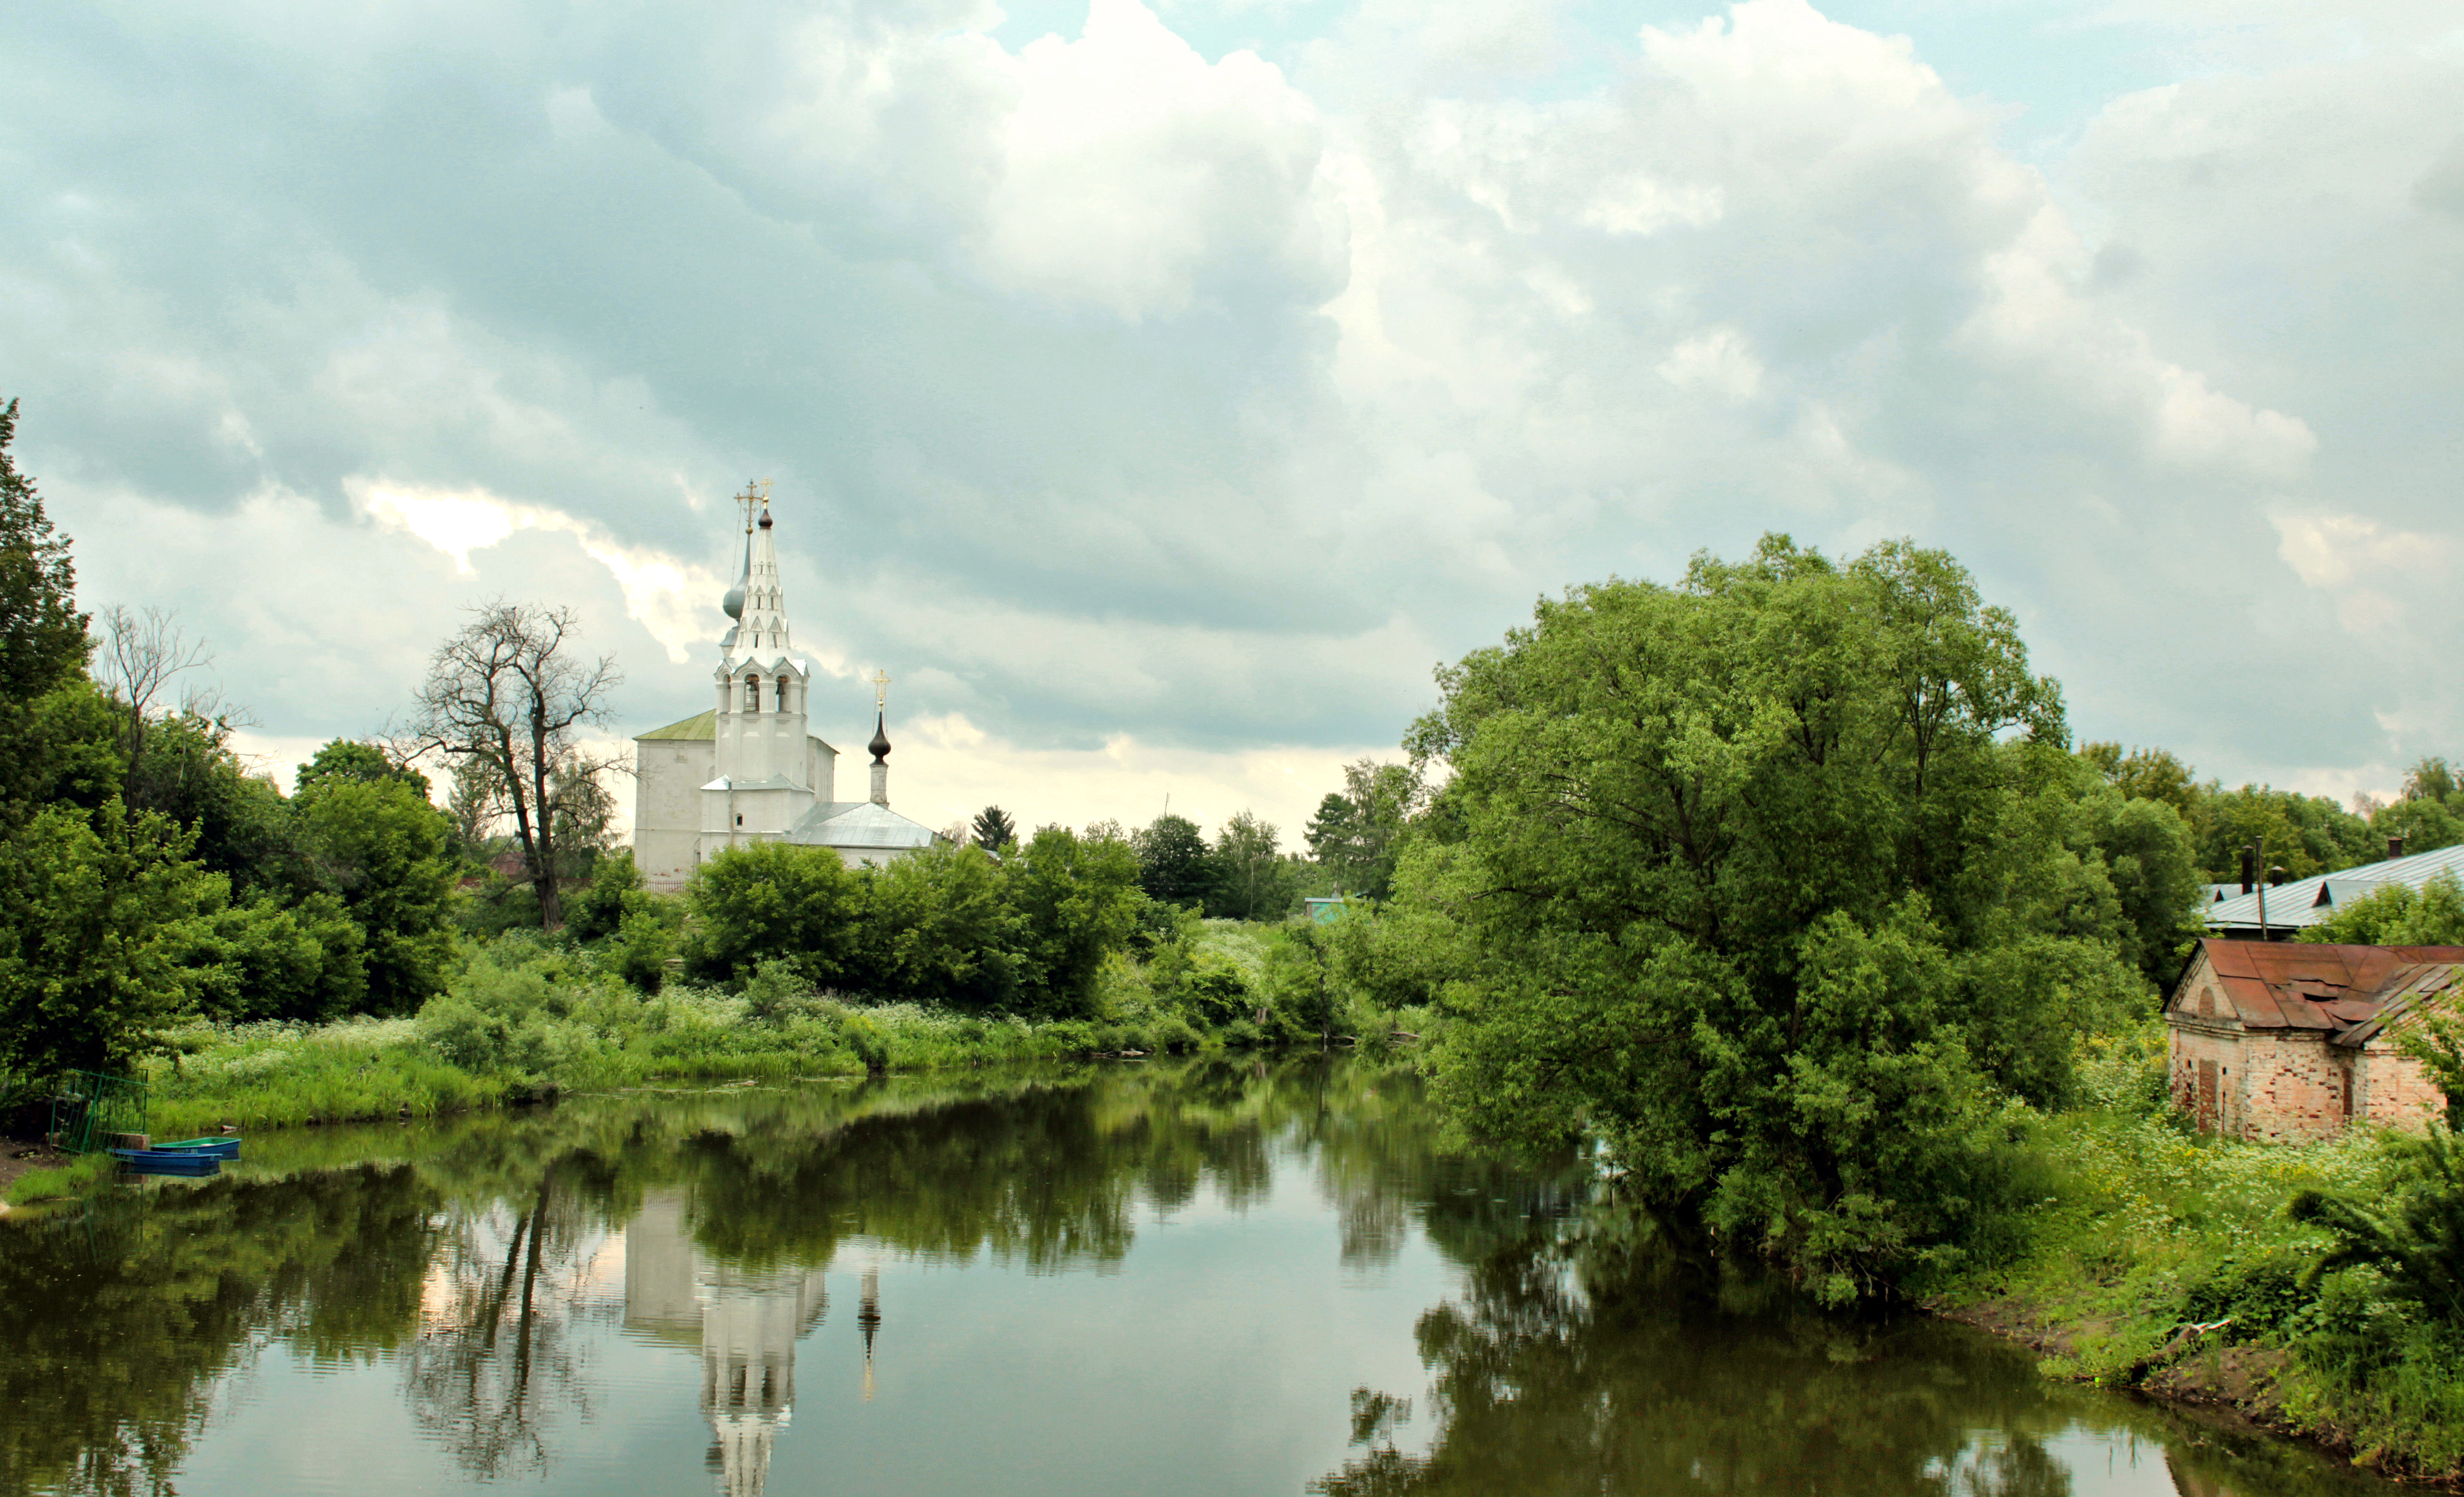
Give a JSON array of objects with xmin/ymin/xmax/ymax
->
[
  {"xmin": 868, "ymin": 711, "xmax": 892, "ymax": 764},
  {"xmin": 758, "ymin": 508, "xmax": 774, "ymax": 530}
]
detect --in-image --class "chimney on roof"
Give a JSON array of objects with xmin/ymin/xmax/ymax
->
[
  {"xmin": 2389, "ymin": 834, "xmax": 2407, "ymax": 861},
  {"xmin": 2269, "ymin": 865, "xmax": 2289, "ymax": 887},
  {"xmin": 2239, "ymin": 846, "xmax": 2256, "ymax": 896}
]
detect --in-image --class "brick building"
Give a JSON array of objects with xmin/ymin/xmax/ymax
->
[{"xmin": 2164, "ymin": 938, "xmax": 2464, "ymax": 1142}]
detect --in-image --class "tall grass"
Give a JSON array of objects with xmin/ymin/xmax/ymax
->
[{"xmin": 4, "ymin": 1152, "xmax": 113, "ymax": 1206}]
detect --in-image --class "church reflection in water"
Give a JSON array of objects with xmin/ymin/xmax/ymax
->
[{"xmin": 623, "ymin": 1187, "xmax": 877, "ymax": 1497}]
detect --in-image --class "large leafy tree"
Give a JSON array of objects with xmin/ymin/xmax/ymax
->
[
  {"xmin": 0, "ymin": 399, "xmax": 87, "ymax": 704},
  {"xmin": 1002, "ymin": 825, "xmax": 1145, "ymax": 1017},
  {"xmin": 683, "ymin": 840, "xmax": 870, "ymax": 987},
  {"xmin": 1207, "ymin": 810, "xmax": 1298, "ymax": 920},
  {"xmin": 0, "ymin": 799, "xmax": 222, "ymax": 1076},
  {"xmin": 1305, "ymin": 760, "xmax": 1425, "ymax": 899},
  {"xmin": 1409, "ymin": 535, "xmax": 2143, "ymax": 1300},
  {"xmin": 1132, "ymin": 813, "xmax": 1213, "ymax": 909},
  {"xmin": 296, "ymin": 775, "xmax": 457, "ymax": 1015}
]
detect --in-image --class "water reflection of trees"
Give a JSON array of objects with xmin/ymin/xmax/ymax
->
[
  {"xmin": 0, "ymin": 1166, "xmax": 439, "ymax": 1497},
  {"xmin": 1311, "ymin": 1230, "xmax": 2383, "ymax": 1497},
  {"xmin": 399, "ymin": 1166, "xmax": 604, "ymax": 1480},
  {"xmin": 0, "ymin": 1056, "xmax": 1470, "ymax": 1496},
  {"xmin": 14, "ymin": 1057, "xmax": 2349, "ymax": 1497}
]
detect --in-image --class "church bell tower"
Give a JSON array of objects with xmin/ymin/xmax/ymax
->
[{"xmin": 703, "ymin": 483, "xmax": 827, "ymax": 847}]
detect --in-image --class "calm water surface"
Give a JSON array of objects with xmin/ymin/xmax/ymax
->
[{"xmin": 0, "ymin": 1058, "xmax": 2407, "ymax": 1497}]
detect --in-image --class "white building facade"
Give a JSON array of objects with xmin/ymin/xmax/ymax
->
[{"xmin": 632, "ymin": 494, "xmax": 942, "ymax": 892}]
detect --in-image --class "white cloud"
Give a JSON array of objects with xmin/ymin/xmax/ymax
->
[
  {"xmin": 2271, "ymin": 512, "xmax": 2453, "ymax": 638},
  {"xmin": 2273, "ymin": 512, "xmax": 2449, "ymax": 590},
  {"xmin": 892, "ymin": 710, "xmax": 1384, "ymax": 846},
  {"xmin": 9, "ymin": 0, "xmax": 2464, "ymax": 834},
  {"xmin": 358, "ymin": 480, "xmax": 727, "ymax": 664},
  {"xmin": 1658, "ymin": 327, "xmax": 1762, "ymax": 401}
]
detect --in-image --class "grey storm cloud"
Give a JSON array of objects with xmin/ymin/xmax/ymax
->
[{"xmin": 4, "ymin": 0, "xmax": 2460, "ymax": 831}]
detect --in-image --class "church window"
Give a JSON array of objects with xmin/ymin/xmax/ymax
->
[
  {"xmin": 745, "ymin": 675, "xmax": 762, "ymax": 712},
  {"xmin": 776, "ymin": 676, "xmax": 788, "ymax": 711}
]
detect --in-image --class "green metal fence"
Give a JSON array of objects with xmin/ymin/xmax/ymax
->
[{"xmin": 48, "ymin": 1071, "xmax": 150, "ymax": 1154}]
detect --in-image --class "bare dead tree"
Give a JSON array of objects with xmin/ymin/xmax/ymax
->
[
  {"xmin": 404, "ymin": 602, "xmax": 620, "ymax": 929},
  {"xmin": 92, "ymin": 603, "xmax": 221, "ymax": 786}
]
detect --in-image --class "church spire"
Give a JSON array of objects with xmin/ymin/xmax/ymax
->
[
  {"xmin": 868, "ymin": 671, "xmax": 892, "ymax": 807},
  {"xmin": 726, "ymin": 481, "xmax": 793, "ymax": 668}
]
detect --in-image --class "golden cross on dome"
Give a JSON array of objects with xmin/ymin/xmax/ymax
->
[
  {"xmin": 871, "ymin": 670, "xmax": 891, "ymax": 711},
  {"xmin": 735, "ymin": 479, "xmax": 771, "ymax": 531}
]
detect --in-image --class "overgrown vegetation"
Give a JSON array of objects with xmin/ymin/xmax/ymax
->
[{"xmin": 1929, "ymin": 1029, "xmax": 2464, "ymax": 1480}]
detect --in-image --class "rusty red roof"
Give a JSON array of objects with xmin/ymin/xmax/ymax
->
[{"xmin": 2175, "ymin": 938, "xmax": 2464, "ymax": 1043}]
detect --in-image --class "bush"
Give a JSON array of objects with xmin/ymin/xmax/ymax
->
[
  {"xmin": 202, "ymin": 894, "xmax": 367, "ymax": 1023},
  {"xmin": 1178, "ymin": 960, "xmax": 1253, "ymax": 1027},
  {"xmin": 563, "ymin": 848, "xmax": 648, "ymax": 942},
  {"xmin": 2291, "ymin": 1128, "xmax": 2464, "ymax": 1325},
  {"xmin": 612, "ymin": 910, "xmax": 674, "ymax": 993},
  {"xmin": 683, "ymin": 840, "xmax": 868, "ymax": 987}
]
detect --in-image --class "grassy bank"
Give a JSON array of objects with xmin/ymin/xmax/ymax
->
[
  {"xmin": 126, "ymin": 918, "xmax": 1414, "ymax": 1140},
  {"xmin": 2, "ymin": 1150, "xmax": 113, "ymax": 1207},
  {"xmin": 1930, "ymin": 1023, "xmax": 2464, "ymax": 1482}
]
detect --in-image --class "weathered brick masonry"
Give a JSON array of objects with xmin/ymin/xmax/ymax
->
[{"xmin": 2163, "ymin": 939, "xmax": 2464, "ymax": 1143}]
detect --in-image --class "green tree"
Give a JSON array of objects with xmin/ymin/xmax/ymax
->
[
  {"xmin": 297, "ymin": 738, "xmax": 432, "ymax": 800},
  {"xmin": 1003, "ymin": 826, "xmax": 1144, "ymax": 1018},
  {"xmin": 443, "ymin": 756, "xmax": 507, "ymax": 863},
  {"xmin": 862, "ymin": 842, "xmax": 1020, "ymax": 1006},
  {"xmin": 200, "ymin": 893, "xmax": 369, "ymax": 1023},
  {"xmin": 1306, "ymin": 760, "xmax": 1425, "ymax": 899},
  {"xmin": 561, "ymin": 846, "xmax": 648, "ymax": 943},
  {"xmin": 1408, "ymin": 535, "xmax": 2137, "ymax": 1300},
  {"xmin": 2404, "ymin": 757, "xmax": 2461, "ymax": 806},
  {"xmin": 682, "ymin": 840, "xmax": 869, "ymax": 987},
  {"xmin": 547, "ymin": 758, "xmax": 617, "ymax": 883},
  {"xmin": 2067, "ymin": 778, "xmax": 2204, "ymax": 984},
  {"xmin": 1133, "ymin": 813, "xmax": 1213, "ymax": 909},
  {"xmin": 0, "ymin": 398, "xmax": 88, "ymax": 705},
  {"xmin": 121, "ymin": 709, "xmax": 304, "ymax": 901},
  {"xmin": 2186, "ymin": 784, "xmax": 2377, "ymax": 882},
  {"xmin": 1207, "ymin": 810, "xmax": 1299, "ymax": 920},
  {"xmin": 2078, "ymin": 741, "xmax": 2200, "ymax": 816},
  {"xmin": 296, "ymin": 778, "xmax": 457, "ymax": 1014},
  {"xmin": 972, "ymin": 804, "xmax": 1018, "ymax": 853},
  {"xmin": 0, "ymin": 798, "xmax": 221, "ymax": 1077}
]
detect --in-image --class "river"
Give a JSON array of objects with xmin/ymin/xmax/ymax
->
[{"xmin": 0, "ymin": 1057, "xmax": 2406, "ymax": 1497}]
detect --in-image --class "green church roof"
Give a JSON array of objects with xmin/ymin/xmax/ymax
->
[{"xmin": 636, "ymin": 710, "xmax": 716, "ymax": 741}]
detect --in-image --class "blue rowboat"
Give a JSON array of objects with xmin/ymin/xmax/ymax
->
[
  {"xmin": 153, "ymin": 1137, "xmax": 242, "ymax": 1160},
  {"xmin": 111, "ymin": 1148, "xmax": 223, "ymax": 1177}
]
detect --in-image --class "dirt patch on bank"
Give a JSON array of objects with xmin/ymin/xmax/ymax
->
[
  {"xmin": 0, "ymin": 1135, "xmax": 75, "ymax": 1207},
  {"xmin": 1934, "ymin": 1295, "xmax": 2461, "ymax": 1489}
]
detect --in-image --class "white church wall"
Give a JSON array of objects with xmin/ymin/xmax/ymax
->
[{"xmin": 636, "ymin": 742, "xmax": 711, "ymax": 892}]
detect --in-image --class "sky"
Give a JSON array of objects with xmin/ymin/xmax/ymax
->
[{"xmin": 5, "ymin": 0, "xmax": 2460, "ymax": 843}]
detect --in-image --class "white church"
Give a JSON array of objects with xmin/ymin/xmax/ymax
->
[{"xmin": 632, "ymin": 486, "xmax": 945, "ymax": 892}]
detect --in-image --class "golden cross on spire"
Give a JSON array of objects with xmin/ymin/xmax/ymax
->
[
  {"xmin": 871, "ymin": 669, "xmax": 891, "ymax": 712},
  {"xmin": 735, "ymin": 478, "xmax": 771, "ymax": 532}
]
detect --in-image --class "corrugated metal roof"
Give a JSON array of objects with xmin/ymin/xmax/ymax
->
[
  {"xmin": 2171, "ymin": 938, "xmax": 2464, "ymax": 1044},
  {"xmin": 2202, "ymin": 840, "xmax": 2464, "ymax": 933},
  {"xmin": 782, "ymin": 800, "xmax": 942, "ymax": 851}
]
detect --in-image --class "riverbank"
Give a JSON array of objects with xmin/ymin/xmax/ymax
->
[
  {"xmin": 1925, "ymin": 1032, "xmax": 2464, "ymax": 1485},
  {"xmin": 128, "ymin": 929, "xmax": 1408, "ymax": 1141}
]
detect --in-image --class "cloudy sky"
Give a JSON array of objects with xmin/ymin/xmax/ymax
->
[{"xmin": 6, "ymin": 0, "xmax": 2459, "ymax": 842}]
